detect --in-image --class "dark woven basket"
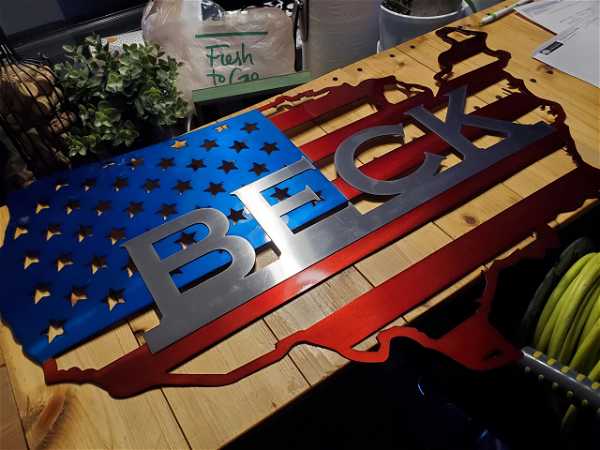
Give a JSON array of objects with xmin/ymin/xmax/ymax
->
[{"xmin": 0, "ymin": 27, "xmax": 72, "ymax": 183}]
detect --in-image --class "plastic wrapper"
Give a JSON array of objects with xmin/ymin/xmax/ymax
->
[{"xmin": 142, "ymin": 0, "xmax": 295, "ymax": 97}]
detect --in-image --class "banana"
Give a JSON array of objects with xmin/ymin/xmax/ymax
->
[
  {"xmin": 521, "ymin": 238, "xmax": 596, "ymax": 345},
  {"xmin": 589, "ymin": 359, "xmax": 600, "ymax": 381},
  {"xmin": 534, "ymin": 253, "xmax": 595, "ymax": 348},
  {"xmin": 570, "ymin": 316, "xmax": 600, "ymax": 374},
  {"xmin": 558, "ymin": 279, "xmax": 600, "ymax": 364},
  {"xmin": 548, "ymin": 254, "xmax": 600, "ymax": 358},
  {"xmin": 581, "ymin": 277, "xmax": 600, "ymax": 340}
]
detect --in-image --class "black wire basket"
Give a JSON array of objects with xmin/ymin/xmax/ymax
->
[{"xmin": 0, "ymin": 27, "xmax": 72, "ymax": 187}]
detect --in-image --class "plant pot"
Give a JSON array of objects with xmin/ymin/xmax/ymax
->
[{"xmin": 379, "ymin": 2, "xmax": 469, "ymax": 51}]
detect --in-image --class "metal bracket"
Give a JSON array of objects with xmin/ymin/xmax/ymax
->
[{"xmin": 294, "ymin": 0, "xmax": 309, "ymax": 42}]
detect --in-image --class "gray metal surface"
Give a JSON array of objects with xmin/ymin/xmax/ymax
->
[{"xmin": 521, "ymin": 347, "xmax": 600, "ymax": 415}]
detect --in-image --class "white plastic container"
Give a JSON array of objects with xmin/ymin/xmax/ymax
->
[
  {"xmin": 303, "ymin": 0, "xmax": 380, "ymax": 78},
  {"xmin": 379, "ymin": 2, "xmax": 470, "ymax": 50}
]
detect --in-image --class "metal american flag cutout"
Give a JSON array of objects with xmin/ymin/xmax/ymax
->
[
  {"xmin": 0, "ymin": 110, "xmax": 346, "ymax": 363},
  {"xmin": 1, "ymin": 28, "xmax": 599, "ymax": 398}
]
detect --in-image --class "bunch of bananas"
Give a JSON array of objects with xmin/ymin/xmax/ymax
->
[
  {"xmin": 533, "ymin": 251, "xmax": 600, "ymax": 380},
  {"xmin": 526, "ymin": 239, "xmax": 600, "ymax": 432}
]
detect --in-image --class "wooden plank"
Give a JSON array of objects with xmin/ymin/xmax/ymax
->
[
  {"xmin": 504, "ymin": 150, "xmax": 578, "ymax": 198},
  {"xmin": 434, "ymin": 183, "xmax": 523, "ymax": 239},
  {"xmin": 0, "ymin": 207, "xmax": 8, "ymax": 248},
  {"xmin": 264, "ymin": 268, "xmax": 373, "ymax": 386},
  {"xmin": 0, "ymin": 323, "xmax": 190, "ymax": 450},
  {"xmin": 128, "ymin": 312, "xmax": 310, "ymax": 449},
  {"xmin": 1, "ymin": 345, "xmax": 28, "ymax": 450},
  {"xmin": 355, "ymin": 224, "xmax": 453, "ymax": 287}
]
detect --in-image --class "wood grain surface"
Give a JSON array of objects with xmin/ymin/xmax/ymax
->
[{"xmin": 1, "ymin": 1, "xmax": 598, "ymax": 448}]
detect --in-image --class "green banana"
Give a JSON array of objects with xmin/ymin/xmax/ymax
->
[
  {"xmin": 589, "ymin": 358, "xmax": 600, "ymax": 381},
  {"xmin": 558, "ymin": 279, "xmax": 600, "ymax": 364},
  {"xmin": 581, "ymin": 278, "xmax": 600, "ymax": 340},
  {"xmin": 538, "ymin": 257, "xmax": 593, "ymax": 354},
  {"xmin": 534, "ymin": 253, "xmax": 595, "ymax": 348},
  {"xmin": 570, "ymin": 316, "xmax": 600, "ymax": 374},
  {"xmin": 548, "ymin": 254, "xmax": 600, "ymax": 358},
  {"xmin": 520, "ymin": 238, "xmax": 596, "ymax": 345}
]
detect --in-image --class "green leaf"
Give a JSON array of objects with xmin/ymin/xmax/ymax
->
[
  {"xmin": 56, "ymin": 34, "xmax": 187, "ymax": 160},
  {"xmin": 105, "ymin": 72, "xmax": 124, "ymax": 93}
]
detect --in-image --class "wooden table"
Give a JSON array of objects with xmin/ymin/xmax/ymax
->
[{"xmin": 1, "ymin": 2, "xmax": 599, "ymax": 448}]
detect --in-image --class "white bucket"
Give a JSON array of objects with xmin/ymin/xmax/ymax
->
[
  {"xmin": 379, "ymin": 2, "xmax": 470, "ymax": 50},
  {"xmin": 303, "ymin": 0, "xmax": 380, "ymax": 78}
]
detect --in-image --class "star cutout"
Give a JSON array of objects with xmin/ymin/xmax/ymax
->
[
  {"xmin": 187, "ymin": 159, "xmax": 206, "ymax": 171},
  {"xmin": 77, "ymin": 225, "xmax": 93, "ymax": 242},
  {"xmin": 173, "ymin": 180, "xmax": 192, "ymax": 195},
  {"xmin": 271, "ymin": 187, "xmax": 290, "ymax": 201},
  {"xmin": 53, "ymin": 253, "xmax": 73, "ymax": 273},
  {"xmin": 125, "ymin": 201, "xmax": 144, "ymax": 218},
  {"xmin": 158, "ymin": 158, "xmax": 175, "ymax": 170},
  {"xmin": 143, "ymin": 178, "xmax": 160, "ymax": 193},
  {"xmin": 68, "ymin": 286, "xmax": 87, "ymax": 306},
  {"xmin": 55, "ymin": 179, "xmax": 69, "ymax": 191},
  {"xmin": 205, "ymin": 182, "xmax": 225, "ymax": 196},
  {"xmin": 91, "ymin": 255, "xmax": 107, "ymax": 274},
  {"xmin": 45, "ymin": 322, "xmax": 64, "ymax": 343},
  {"xmin": 128, "ymin": 157, "xmax": 144, "ymax": 169},
  {"xmin": 311, "ymin": 190, "xmax": 323, "ymax": 206},
  {"xmin": 24, "ymin": 252, "xmax": 40, "ymax": 269},
  {"xmin": 230, "ymin": 140, "xmax": 248, "ymax": 153},
  {"xmin": 249, "ymin": 162, "xmax": 268, "ymax": 176},
  {"xmin": 261, "ymin": 142, "xmax": 279, "ymax": 155},
  {"xmin": 242, "ymin": 122, "xmax": 258, "ymax": 134},
  {"xmin": 158, "ymin": 203, "xmax": 178, "ymax": 220},
  {"xmin": 46, "ymin": 223, "xmax": 62, "ymax": 241},
  {"xmin": 14, "ymin": 225, "xmax": 28, "ymax": 239},
  {"xmin": 171, "ymin": 140, "xmax": 187, "ymax": 150},
  {"xmin": 108, "ymin": 228, "xmax": 126, "ymax": 245},
  {"xmin": 175, "ymin": 231, "xmax": 196, "ymax": 250},
  {"xmin": 113, "ymin": 176, "xmax": 128, "ymax": 191},
  {"xmin": 227, "ymin": 208, "xmax": 246, "ymax": 224},
  {"xmin": 34, "ymin": 283, "xmax": 51, "ymax": 304},
  {"xmin": 56, "ymin": 254, "xmax": 74, "ymax": 272},
  {"xmin": 218, "ymin": 160, "xmax": 238, "ymax": 174},
  {"xmin": 65, "ymin": 199, "xmax": 80, "ymax": 215},
  {"xmin": 201, "ymin": 139, "xmax": 218, "ymax": 151},
  {"xmin": 103, "ymin": 289, "xmax": 125, "ymax": 311},
  {"xmin": 95, "ymin": 200, "xmax": 111, "ymax": 216},
  {"xmin": 81, "ymin": 178, "xmax": 96, "ymax": 191},
  {"xmin": 123, "ymin": 258, "xmax": 137, "ymax": 278},
  {"xmin": 35, "ymin": 201, "xmax": 50, "ymax": 214}
]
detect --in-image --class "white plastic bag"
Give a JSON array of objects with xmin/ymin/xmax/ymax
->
[{"xmin": 142, "ymin": 0, "xmax": 295, "ymax": 96}]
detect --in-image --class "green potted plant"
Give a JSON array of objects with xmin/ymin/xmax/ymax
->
[{"xmin": 54, "ymin": 36, "xmax": 188, "ymax": 160}]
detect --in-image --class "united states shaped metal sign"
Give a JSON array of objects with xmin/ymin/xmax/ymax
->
[{"xmin": 1, "ymin": 27, "xmax": 599, "ymax": 398}]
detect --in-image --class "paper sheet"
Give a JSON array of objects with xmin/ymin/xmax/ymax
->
[
  {"xmin": 102, "ymin": 30, "xmax": 145, "ymax": 53},
  {"xmin": 533, "ymin": 14, "xmax": 600, "ymax": 87},
  {"xmin": 516, "ymin": 0, "xmax": 598, "ymax": 33}
]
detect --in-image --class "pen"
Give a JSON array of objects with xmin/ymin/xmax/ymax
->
[{"xmin": 480, "ymin": 0, "xmax": 533, "ymax": 26}]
